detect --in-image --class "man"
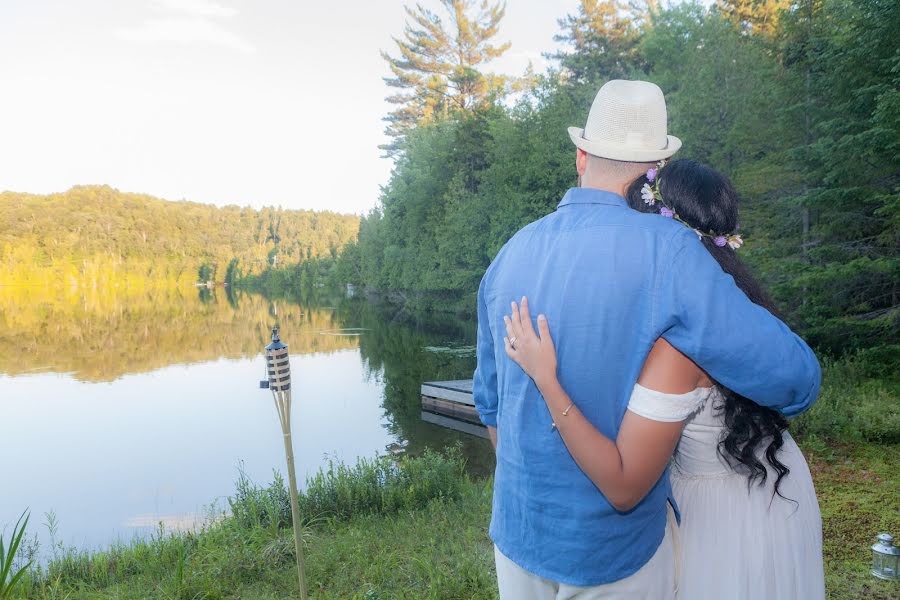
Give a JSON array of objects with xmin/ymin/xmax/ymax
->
[{"xmin": 473, "ymin": 80, "xmax": 820, "ymax": 598}]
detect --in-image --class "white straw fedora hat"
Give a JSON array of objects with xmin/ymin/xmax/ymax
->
[{"xmin": 568, "ymin": 79, "xmax": 681, "ymax": 162}]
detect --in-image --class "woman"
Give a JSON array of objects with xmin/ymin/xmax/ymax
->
[{"xmin": 503, "ymin": 160, "xmax": 824, "ymax": 599}]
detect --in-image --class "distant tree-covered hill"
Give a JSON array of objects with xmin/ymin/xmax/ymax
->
[{"xmin": 0, "ymin": 185, "xmax": 360, "ymax": 287}]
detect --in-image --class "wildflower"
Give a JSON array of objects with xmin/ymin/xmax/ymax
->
[
  {"xmin": 714, "ymin": 235, "xmax": 728, "ymax": 247},
  {"xmin": 641, "ymin": 183, "xmax": 656, "ymax": 205},
  {"xmin": 646, "ymin": 167, "xmax": 658, "ymax": 182},
  {"xmin": 659, "ymin": 206, "xmax": 675, "ymax": 218},
  {"xmin": 727, "ymin": 235, "xmax": 744, "ymax": 249}
]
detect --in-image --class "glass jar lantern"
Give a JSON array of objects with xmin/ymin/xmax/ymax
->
[{"xmin": 872, "ymin": 533, "xmax": 900, "ymax": 580}]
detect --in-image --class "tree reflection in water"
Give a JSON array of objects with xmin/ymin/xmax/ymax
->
[
  {"xmin": 335, "ymin": 300, "xmax": 495, "ymax": 478},
  {"xmin": 0, "ymin": 284, "xmax": 494, "ymax": 476}
]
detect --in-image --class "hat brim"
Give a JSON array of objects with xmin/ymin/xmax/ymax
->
[{"xmin": 567, "ymin": 127, "xmax": 682, "ymax": 162}]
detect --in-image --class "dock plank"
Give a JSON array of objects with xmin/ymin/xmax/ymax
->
[{"xmin": 421, "ymin": 379, "xmax": 474, "ymax": 406}]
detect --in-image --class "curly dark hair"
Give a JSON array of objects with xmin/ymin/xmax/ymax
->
[{"xmin": 626, "ymin": 159, "xmax": 791, "ymax": 498}]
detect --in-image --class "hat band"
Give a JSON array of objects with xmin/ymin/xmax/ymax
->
[{"xmin": 581, "ymin": 130, "xmax": 670, "ymax": 152}]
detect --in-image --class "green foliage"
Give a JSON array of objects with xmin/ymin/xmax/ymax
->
[
  {"xmin": 0, "ymin": 511, "xmax": 32, "ymax": 599},
  {"xmin": 792, "ymin": 348, "xmax": 900, "ymax": 443},
  {"xmin": 381, "ymin": 0, "xmax": 511, "ymax": 155},
  {"xmin": 197, "ymin": 262, "xmax": 214, "ymax": 283},
  {"xmin": 348, "ymin": 0, "xmax": 898, "ymax": 358},
  {"xmin": 767, "ymin": 0, "xmax": 900, "ymax": 353},
  {"xmin": 552, "ymin": 0, "xmax": 646, "ymax": 83},
  {"xmin": 0, "ymin": 185, "xmax": 359, "ymax": 287},
  {"xmin": 228, "ymin": 447, "xmax": 468, "ymax": 527},
  {"xmin": 229, "ymin": 468, "xmax": 293, "ymax": 533},
  {"xmin": 717, "ymin": 0, "xmax": 791, "ymax": 35},
  {"xmin": 300, "ymin": 447, "xmax": 467, "ymax": 521}
]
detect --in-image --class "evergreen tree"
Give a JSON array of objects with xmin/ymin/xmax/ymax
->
[
  {"xmin": 348, "ymin": 0, "xmax": 898, "ymax": 359},
  {"xmin": 380, "ymin": 0, "xmax": 510, "ymax": 155},
  {"xmin": 641, "ymin": 5, "xmax": 788, "ymax": 175},
  {"xmin": 771, "ymin": 0, "xmax": 899, "ymax": 352},
  {"xmin": 718, "ymin": 0, "xmax": 791, "ymax": 35},
  {"xmin": 552, "ymin": 0, "xmax": 644, "ymax": 84}
]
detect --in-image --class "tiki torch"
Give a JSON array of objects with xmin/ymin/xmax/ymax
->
[{"xmin": 259, "ymin": 325, "xmax": 308, "ymax": 599}]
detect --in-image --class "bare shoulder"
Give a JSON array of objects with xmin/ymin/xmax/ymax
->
[{"xmin": 638, "ymin": 338, "xmax": 707, "ymax": 394}]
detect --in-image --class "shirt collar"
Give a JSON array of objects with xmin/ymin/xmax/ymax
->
[{"xmin": 557, "ymin": 187, "xmax": 628, "ymax": 209}]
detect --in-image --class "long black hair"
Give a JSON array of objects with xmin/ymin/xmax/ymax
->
[{"xmin": 626, "ymin": 159, "xmax": 791, "ymax": 498}]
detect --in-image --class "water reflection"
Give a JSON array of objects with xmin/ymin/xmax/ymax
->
[
  {"xmin": 0, "ymin": 285, "xmax": 492, "ymax": 552},
  {"xmin": 338, "ymin": 301, "xmax": 494, "ymax": 476},
  {"xmin": 0, "ymin": 285, "xmax": 357, "ymax": 381}
]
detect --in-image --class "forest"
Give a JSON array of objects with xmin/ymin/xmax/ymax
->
[
  {"xmin": 0, "ymin": 185, "xmax": 359, "ymax": 288},
  {"xmin": 305, "ymin": 0, "xmax": 898, "ymax": 360}
]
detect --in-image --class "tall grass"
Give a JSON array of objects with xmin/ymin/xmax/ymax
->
[
  {"xmin": 229, "ymin": 446, "xmax": 467, "ymax": 528},
  {"xmin": 300, "ymin": 447, "xmax": 467, "ymax": 521},
  {"xmin": 0, "ymin": 511, "xmax": 32, "ymax": 599},
  {"xmin": 19, "ymin": 446, "xmax": 469, "ymax": 598}
]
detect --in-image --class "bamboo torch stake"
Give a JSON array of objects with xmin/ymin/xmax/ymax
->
[{"xmin": 262, "ymin": 326, "xmax": 308, "ymax": 599}]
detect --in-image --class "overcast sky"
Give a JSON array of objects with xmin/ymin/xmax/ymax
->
[{"xmin": 0, "ymin": 0, "xmax": 580, "ymax": 214}]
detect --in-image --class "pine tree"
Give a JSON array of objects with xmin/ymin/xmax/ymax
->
[
  {"xmin": 717, "ymin": 0, "xmax": 791, "ymax": 35},
  {"xmin": 772, "ymin": 0, "xmax": 900, "ymax": 352},
  {"xmin": 380, "ymin": 0, "xmax": 510, "ymax": 156},
  {"xmin": 552, "ymin": 0, "xmax": 643, "ymax": 84}
]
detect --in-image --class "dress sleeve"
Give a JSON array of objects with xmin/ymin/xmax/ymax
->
[{"xmin": 627, "ymin": 384, "xmax": 712, "ymax": 422}]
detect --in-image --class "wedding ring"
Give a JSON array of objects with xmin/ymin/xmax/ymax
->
[{"xmin": 509, "ymin": 336, "xmax": 518, "ymax": 349}]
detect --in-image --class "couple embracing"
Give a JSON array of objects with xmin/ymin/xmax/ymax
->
[{"xmin": 473, "ymin": 80, "xmax": 825, "ymax": 599}]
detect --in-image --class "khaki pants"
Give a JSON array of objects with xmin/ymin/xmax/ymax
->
[{"xmin": 494, "ymin": 506, "xmax": 679, "ymax": 600}]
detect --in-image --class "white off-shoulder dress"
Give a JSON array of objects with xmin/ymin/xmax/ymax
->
[{"xmin": 628, "ymin": 384, "xmax": 826, "ymax": 600}]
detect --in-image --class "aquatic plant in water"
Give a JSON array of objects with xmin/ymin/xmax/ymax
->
[{"xmin": 423, "ymin": 345, "xmax": 476, "ymax": 358}]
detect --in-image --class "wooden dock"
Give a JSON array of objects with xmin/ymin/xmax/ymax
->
[{"xmin": 420, "ymin": 379, "xmax": 487, "ymax": 438}]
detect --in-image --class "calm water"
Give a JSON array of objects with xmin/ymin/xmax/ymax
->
[{"xmin": 0, "ymin": 285, "xmax": 492, "ymax": 554}]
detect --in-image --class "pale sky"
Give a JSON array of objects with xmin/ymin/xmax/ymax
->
[{"xmin": 0, "ymin": 0, "xmax": 580, "ymax": 214}]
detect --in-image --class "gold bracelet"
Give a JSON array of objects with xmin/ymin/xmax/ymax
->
[{"xmin": 551, "ymin": 402, "xmax": 576, "ymax": 430}]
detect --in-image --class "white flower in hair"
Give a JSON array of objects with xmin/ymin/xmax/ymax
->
[
  {"xmin": 641, "ymin": 183, "xmax": 656, "ymax": 205},
  {"xmin": 727, "ymin": 235, "xmax": 744, "ymax": 249}
]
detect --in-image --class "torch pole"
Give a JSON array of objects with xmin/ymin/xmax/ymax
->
[
  {"xmin": 280, "ymin": 389, "xmax": 308, "ymax": 599},
  {"xmin": 264, "ymin": 325, "xmax": 308, "ymax": 600}
]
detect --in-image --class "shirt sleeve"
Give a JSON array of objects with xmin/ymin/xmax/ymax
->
[
  {"xmin": 473, "ymin": 273, "xmax": 499, "ymax": 428},
  {"xmin": 657, "ymin": 230, "xmax": 821, "ymax": 417}
]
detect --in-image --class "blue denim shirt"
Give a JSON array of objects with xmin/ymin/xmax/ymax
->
[{"xmin": 474, "ymin": 188, "xmax": 821, "ymax": 586}]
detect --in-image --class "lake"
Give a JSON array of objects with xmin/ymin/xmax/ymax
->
[{"xmin": 0, "ymin": 285, "xmax": 493, "ymax": 556}]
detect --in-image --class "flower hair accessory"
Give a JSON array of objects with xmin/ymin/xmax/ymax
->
[{"xmin": 641, "ymin": 160, "xmax": 744, "ymax": 250}]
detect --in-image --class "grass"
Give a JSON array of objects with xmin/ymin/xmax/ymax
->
[
  {"xmin": 9, "ymin": 357, "xmax": 900, "ymax": 599},
  {"xmin": 803, "ymin": 442, "xmax": 900, "ymax": 600},
  {"xmin": 793, "ymin": 351, "xmax": 900, "ymax": 445},
  {"xmin": 15, "ymin": 444, "xmax": 898, "ymax": 599},
  {"xmin": 18, "ymin": 448, "xmax": 481, "ymax": 600},
  {"xmin": 1, "ymin": 511, "xmax": 32, "ymax": 599}
]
